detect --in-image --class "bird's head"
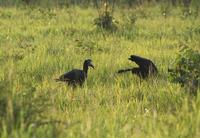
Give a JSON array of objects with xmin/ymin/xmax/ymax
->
[
  {"xmin": 84, "ymin": 59, "xmax": 94, "ymax": 69},
  {"xmin": 128, "ymin": 55, "xmax": 137, "ymax": 62}
]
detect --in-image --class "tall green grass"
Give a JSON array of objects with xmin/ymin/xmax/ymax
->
[{"xmin": 0, "ymin": 5, "xmax": 200, "ymax": 137}]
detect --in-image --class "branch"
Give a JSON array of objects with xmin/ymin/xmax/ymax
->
[{"xmin": 111, "ymin": 0, "xmax": 116, "ymax": 15}]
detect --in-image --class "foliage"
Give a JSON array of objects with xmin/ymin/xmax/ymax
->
[
  {"xmin": 160, "ymin": 3, "xmax": 171, "ymax": 18},
  {"xmin": 169, "ymin": 45, "xmax": 200, "ymax": 95},
  {"xmin": 126, "ymin": 12, "xmax": 137, "ymax": 25},
  {"xmin": 0, "ymin": 68, "xmax": 51, "ymax": 135},
  {"xmin": 0, "ymin": 5, "xmax": 200, "ymax": 137},
  {"xmin": 94, "ymin": 2, "xmax": 118, "ymax": 31},
  {"xmin": 0, "ymin": 0, "xmax": 200, "ymax": 7}
]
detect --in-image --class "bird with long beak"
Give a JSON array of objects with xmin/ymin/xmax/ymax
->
[
  {"xmin": 55, "ymin": 59, "xmax": 94, "ymax": 87},
  {"xmin": 118, "ymin": 55, "xmax": 158, "ymax": 79}
]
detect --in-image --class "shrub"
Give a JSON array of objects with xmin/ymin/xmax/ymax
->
[
  {"xmin": 160, "ymin": 3, "xmax": 171, "ymax": 18},
  {"xmin": 94, "ymin": 2, "xmax": 117, "ymax": 31},
  {"xmin": 168, "ymin": 45, "xmax": 200, "ymax": 95}
]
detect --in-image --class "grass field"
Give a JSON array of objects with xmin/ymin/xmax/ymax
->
[{"xmin": 0, "ymin": 4, "xmax": 200, "ymax": 137}]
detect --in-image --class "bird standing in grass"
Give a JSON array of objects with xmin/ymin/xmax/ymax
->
[
  {"xmin": 56, "ymin": 59, "xmax": 94, "ymax": 87},
  {"xmin": 118, "ymin": 55, "xmax": 158, "ymax": 79}
]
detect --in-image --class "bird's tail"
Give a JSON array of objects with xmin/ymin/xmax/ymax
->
[{"xmin": 117, "ymin": 68, "xmax": 132, "ymax": 73}]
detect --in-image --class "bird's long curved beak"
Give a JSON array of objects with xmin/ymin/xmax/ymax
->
[
  {"xmin": 89, "ymin": 63, "xmax": 95, "ymax": 69},
  {"xmin": 128, "ymin": 57, "xmax": 132, "ymax": 60}
]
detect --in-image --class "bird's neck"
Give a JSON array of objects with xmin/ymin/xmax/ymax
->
[{"xmin": 83, "ymin": 65, "xmax": 88, "ymax": 76}]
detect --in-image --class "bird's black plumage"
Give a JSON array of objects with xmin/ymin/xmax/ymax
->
[
  {"xmin": 56, "ymin": 59, "xmax": 94, "ymax": 87},
  {"xmin": 118, "ymin": 55, "xmax": 158, "ymax": 78}
]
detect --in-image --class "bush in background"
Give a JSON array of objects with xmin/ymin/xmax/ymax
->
[
  {"xmin": 94, "ymin": 2, "xmax": 117, "ymax": 31},
  {"xmin": 169, "ymin": 45, "xmax": 200, "ymax": 96}
]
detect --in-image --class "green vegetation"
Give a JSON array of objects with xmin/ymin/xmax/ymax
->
[
  {"xmin": 0, "ymin": 3, "xmax": 200, "ymax": 138},
  {"xmin": 94, "ymin": 2, "xmax": 118, "ymax": 31},
  {"xmin": 169, "ymin": 45, "xmax": 200, "ymax": 96}
]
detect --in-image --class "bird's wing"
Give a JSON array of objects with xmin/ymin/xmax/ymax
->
[
  {"xmin": 59, "ymin": 69, "xmax": 81, "ymax": 81},
  {"xmin": 132, "ymin": 55, "xmax": 151, "ymax": 69},
  {"xmin": 149, "ymin": 62, "xmax": 158, "ymax": 73},
  {"xmin": 117, "ymin": 68, "xmax": 133, "ymax": 73}
]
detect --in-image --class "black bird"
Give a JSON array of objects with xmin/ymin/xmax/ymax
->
[
  {"xmin": 56, "ymin": 59, "xmax": 94, "ymax": 87},
  {"xmin": 118, "ymin": 55, "xmax": 158, "ymax": 79}
]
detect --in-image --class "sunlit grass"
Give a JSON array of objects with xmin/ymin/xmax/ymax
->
[{"xmin": 0, "ymin": 5, "xmax": 200, "ymax": 138}]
